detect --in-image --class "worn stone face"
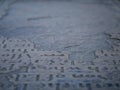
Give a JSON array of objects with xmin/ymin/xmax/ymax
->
[
  {"xmin": 0, "ymin": 0, "xmax": 120, "ymax": 90},
  {"xmin": 0, "ymin": 33, "xmax": 120, "ymax": 90}
]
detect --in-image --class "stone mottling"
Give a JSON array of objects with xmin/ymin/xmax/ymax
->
[
  {"xmin": 0, "ymin": 33, "xmax": 120, "ymax": 90},
  {"xmin": 0, "ymin": 0, "xmax": 120, "ymax": 90}
]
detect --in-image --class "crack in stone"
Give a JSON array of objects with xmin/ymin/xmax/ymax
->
[{"xmin": 27, "ymin": 16, "xmax": 53, "ymax": 21}]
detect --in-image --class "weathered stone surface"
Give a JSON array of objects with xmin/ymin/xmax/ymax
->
[
  {"xmin": 0, "ymin": 0, "xmax": 120, "ymax": 90},
  {"xmin": 0, "ymin": 34, "xmax": 120, "ymax": 90}
]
